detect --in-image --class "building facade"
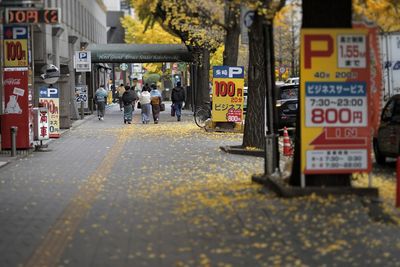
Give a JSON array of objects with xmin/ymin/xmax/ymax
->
[{"xmin": 32, "ymin": 0, "xmax": 108, "ymax": 128}]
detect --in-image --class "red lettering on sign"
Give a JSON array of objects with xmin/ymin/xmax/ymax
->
[
  {"xmin": 6, "ymin": 41, "xmax": 26, "ymax": 62},
  {"xmin": 15, "ymin": 11, "xmax": 26, "ymax": 23},
  {"xmin": 26, "ymin": 11, "xmax": 38, "ymax": 23},
  {"xmin": 304, "ymin": 35, "xmax": 334, "ymax": 69},
  {"xmin": 50, "ymin": 10, "xmax": 58, "ymax": 23},
  {"xmin": 215, "ymin": 81, "xmax": 237, "ymax": 97}
]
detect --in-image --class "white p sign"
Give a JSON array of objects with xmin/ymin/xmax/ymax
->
[
  {"xmin": 229, "ymin": 67, "xmax": 243, "ymax": 78},
  {"xmin": 47, "ymin": 88, "xmax": 58, "ymax": 97},
  {"xmin": 12, "ymin": 27, "xmax": 27, "ymax": 39}
]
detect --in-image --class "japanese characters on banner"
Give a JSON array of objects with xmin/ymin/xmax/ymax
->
[
  {"xmin": 212, "ymin": 66, "xmax": 245, "ymax": 122},
  {"xmin": 75, "ymin": 85, "xmax": 88, "ymax": 108},
  {"xmin": 33, "ymin": 108, "xmax": 50, "ymax": 140},
  {"xmin": 300, "ymin": 29, "xmax": 371, "ymax": 174},
  {"xmin": 3, "ymin": 25, "xmax": 28, "ymax": 67},
  {"xmin": 353, "ymin": 23, "xmax": 383, "ymax": 136},
  {"xmin": 39, "ymin": 87, "xmax": 60, "ymax": 138}
]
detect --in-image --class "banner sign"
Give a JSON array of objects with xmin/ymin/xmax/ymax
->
[
  {"xmin": 300, "ymin": 29, "xmax": 371, "ymax": 174},
  {"xmin": 354, "ymin": 23, "xmax": 383, "ymax": 137},
  {"xmin": 5, "ymin": 8, "xmax": 60, "ymax": 24},
  {"xmin": 74, "ymin": 51, "xmax": 91, "ymax": 72},
  {"xmin": 33, "ymin": 107, "xmax": 50, "ymax": 140},
  {"xmin": 3, "ymin": 25, "xmax": 28, "ymax": 67},
  {"xmin": 39, "ymin": 87, "xmax": 60, "ymax": 138},
  {"xmin": 75, "ymin": 85, "xmax": 88, "ymax": 108},
  {"xmin": 212, "ymin": 66, "xmax": 245, "ymax": 122}
]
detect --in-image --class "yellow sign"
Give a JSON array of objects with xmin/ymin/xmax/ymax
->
[
  {"xmin": 300, "ymin": 29, "xmax": 371, "ymax": 175},
  {"xmin": 4, "ymin": 39, "xmax": 28, "ymax": 67},
  {"xmin": 212, "ymin": 66, "xmax": 245, "ymax": 122}
]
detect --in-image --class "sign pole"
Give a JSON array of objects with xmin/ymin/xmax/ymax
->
[{"xmin": 396, "ymin": 157, "xmax": 400, "ymax": 208}]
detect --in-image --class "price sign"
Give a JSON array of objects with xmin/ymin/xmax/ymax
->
[
  {"xmin": 300, "ymin": 29, "xmax": 371, "ymax": 175},
  {"xmin": 212, "ymin": 66, "xmax": 245, "ymax": 122},
  {"xmin": 3, "ymin": 26, "xmax": 28, "ymax": 67},
  {"xmin": 338, "ymin": 34, "xmax": 367, "ymax": 68}
]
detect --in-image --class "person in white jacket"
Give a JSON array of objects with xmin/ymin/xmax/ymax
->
[{"xmin": 139, "ymin": 88, "xmax": 151, "ymax": 124}]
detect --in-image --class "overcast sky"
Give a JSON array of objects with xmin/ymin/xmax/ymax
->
[{"xmin": 103, "ymin": 0, "xmax": 121, "ymax": 11}]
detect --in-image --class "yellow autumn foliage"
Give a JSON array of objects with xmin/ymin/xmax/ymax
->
[
  {"xmin": 121, "ymin": 15, "xmax": 181, "ymax": 44},
  {"xmin": 353, "ymin": 0, "xmax": 400, "ymax": 31}
]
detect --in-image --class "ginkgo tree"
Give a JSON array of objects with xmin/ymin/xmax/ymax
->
[
  {"xmin": 121, "ymin": 15, "xmax": 181, "ymax": 85},
  {"xmin": 129, "ymin": 0, "xmax": 225, "ymax": 106},
  {"xmin": 240, "ymin": 0, "xmax": 286, "ymax": 156},
  {"xmin": 353, "ymin": 0, "xmax": 400, "ymax": 31},
  {"xmin": 274, "ymin": 0, "xmax": 301, "ymax": 80}
]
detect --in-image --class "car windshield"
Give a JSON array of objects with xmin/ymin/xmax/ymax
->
[{"xmin": 280, "ymin": 87, "xmax": 298, "ymax": 99}]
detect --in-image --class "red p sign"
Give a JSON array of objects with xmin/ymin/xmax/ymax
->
[{"xmin": 304, "ymin": 34, "xmax": 334, "ymax": 69}]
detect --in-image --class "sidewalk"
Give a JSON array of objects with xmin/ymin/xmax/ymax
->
[{"xmin": 0, "ymin": 104, "xmax": 399, "ymax": 266}]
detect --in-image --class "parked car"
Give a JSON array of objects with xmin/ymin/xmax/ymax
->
[
  {"xmin": 275, "ymin": 83, "xmax": 299, "ymax": 129},
  {"xmin": 276, "ymin": 99, "xmax": 298, "ymax": 129},
  {"xmin": 284, "ymin": 77, "xmax": 299, "ymax": 85},
  {"xmin": 374, "ymin": 94, "xmax": 400, "ymax": 164}
]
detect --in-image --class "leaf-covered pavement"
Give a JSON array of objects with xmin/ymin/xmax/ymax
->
[{"xmin": 0, "ymin": 106, "xmax": 399, "ymax": 266}]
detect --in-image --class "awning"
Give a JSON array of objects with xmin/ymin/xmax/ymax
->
[{"xmin": 87, "ymin": 44, "xmax": 194, "ymax": 63}]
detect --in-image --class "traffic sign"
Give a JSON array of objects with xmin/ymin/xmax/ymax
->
[{"xmin": 74, "ymin": 51, "xmax": 91, "ymax": 72}]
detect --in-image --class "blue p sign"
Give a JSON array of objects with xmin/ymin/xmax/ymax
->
[{"xmin": 79, "ymin": 52, "xmax": 87, "ymax": 60}]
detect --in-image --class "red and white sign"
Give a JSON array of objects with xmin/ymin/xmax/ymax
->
[
  {"xmin": 33, "ymin": 107, "xmax": 50, "ymax": 140},
  {"xmin": 1, "ymin": 69, "xmax": 33, "ymax": 149}
]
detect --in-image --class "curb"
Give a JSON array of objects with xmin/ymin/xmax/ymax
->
[
  {"xmin": 220, "ymin": 145, "xmax": 264, "ymax": 157},
  {"xmin": 252, "ymin": 173, "xmax": 379, "ymax": 198}
]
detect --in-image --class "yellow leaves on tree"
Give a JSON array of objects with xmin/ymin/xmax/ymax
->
[
  {"xmin": 121, "ymin": 15, "xmax": 181, "ymax": 45},
  {"xmin": 353, "ymin": 0, "xmax": 400, "ymax": 31}
]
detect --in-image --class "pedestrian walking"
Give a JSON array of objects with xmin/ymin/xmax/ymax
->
[
  {"xmin": 171, "ymin": 81, "xmax": 185, "ymax": 121},
  {"xmin": 139, "ymin": 88, "xmax": 151, "ymax": 124},
  {"xmin": 142, "ymin": 83, "xmax": 150, "ymax": 93},
  {"xmin": 95, "ymin": 84, "xmax": 108, "ymax": 120},
  {"xmin": 122, "ymin": 86, "xmax": 138, "ymax": 124},
  {"xmin": 150, "ymin": 83, "xmax": 162, "ymax": 124},
  {"xmin": 116, "ymin": 83, "xmax": 125, "ymax": 111}
]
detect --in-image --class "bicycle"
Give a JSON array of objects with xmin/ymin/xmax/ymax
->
[{"xmin": 194, "ymin": 102, "xmax": 211, "ymax": 128}]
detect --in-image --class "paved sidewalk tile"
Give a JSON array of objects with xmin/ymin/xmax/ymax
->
[{"xmin": 0, "ymin": 104, "xmax": 399, "ymax": 267}]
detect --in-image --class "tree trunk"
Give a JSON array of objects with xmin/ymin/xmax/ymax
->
[
  {"xmin": 195, "ymin": 47, "xmax": 211, "ymax": 107},
  {"xmin": 223, "ymin": 0, "xmax": 240, "ymax": 66},
  {"xmin": 242, "ymin": 13, "xmax": 266, "ymax": 149},
  {"xmin": 289, "ymin": 0, "xmax": 352, "ymax": 186}
]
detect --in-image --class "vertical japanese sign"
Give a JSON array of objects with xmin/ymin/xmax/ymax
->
[
  {"xmin": 300, "ymin": 29, "xmax": 371, "ymax": 174},
  {"xmin": 33, "ymin": 107, "xmax": 50, "ymax": 140},
  {"xmin": 39, "ymin": 87, "xmax": 60, "ymax": 138},
  {"xmin": 3, "ymin": 25, "xmax": 28, "ymax": 67},
  {"xmin": 212, "ymin": 66, "xmax": 245, "ymax": 122},
  {"xmin": 75, "ymin": 85, "xmax": 88, "ymax": 108}
]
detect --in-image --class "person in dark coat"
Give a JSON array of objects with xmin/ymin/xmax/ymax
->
[
  {"xmin": 171, "ymin": 81, "xmax": 185, "ymax": 121},
  {"xmin": 150, "ymin": 83, "xmax": 162, "ymax": 124},
  {"xmin": 121, "ymin": 86, "xmax": 138, "ymax": 124}
]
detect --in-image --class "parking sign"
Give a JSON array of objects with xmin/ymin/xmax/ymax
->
[{"xmin": 74, "ymin": 51, "xmax": 91, "ymax": 72}]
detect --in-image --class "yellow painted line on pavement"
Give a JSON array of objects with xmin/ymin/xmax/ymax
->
[{"xmin": 25, "ymin": 127, "xmax": 132, "ymax": 267}]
